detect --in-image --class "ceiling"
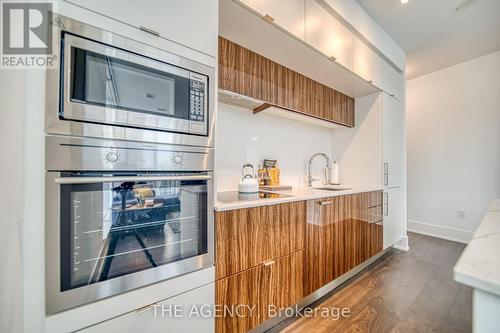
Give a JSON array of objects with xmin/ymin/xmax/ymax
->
[{"xmin": 356, "ymin": 0, "xmax": 500, "ymax": 79}]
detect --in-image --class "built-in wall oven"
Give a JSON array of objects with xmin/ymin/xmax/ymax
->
[
  {"xmin": 45, "ymin": 136, "xmax": 214, "ymax": 314},
  {"xmin": 46, "ymin": 15, "xmax": 215, "ymax": 147}
]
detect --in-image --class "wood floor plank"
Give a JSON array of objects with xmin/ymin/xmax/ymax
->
[{"xmin": 267, "ymin": 233, "xmax": 472, "ymax": 333}]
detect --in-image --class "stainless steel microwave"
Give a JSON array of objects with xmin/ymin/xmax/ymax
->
[{"xmin": 46, "ymin": 15, "xmax": 215, "ymax": 147}]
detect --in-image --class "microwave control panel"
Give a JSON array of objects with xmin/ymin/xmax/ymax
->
[{"xmin": 189, "ymin": 79, "xmax": 206, "ymax": 123}]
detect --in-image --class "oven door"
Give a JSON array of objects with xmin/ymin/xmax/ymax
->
[
  {"xmin": 61, "ymin": 33, "xmax": 208, "ymax": 135},
  {"xmin": 46, "ymin": 172, "xmax": 214, "ymax": 314}
]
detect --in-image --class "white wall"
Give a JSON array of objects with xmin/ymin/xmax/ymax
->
[
  {"xmin": 0, "ymin": 70, "xmax": 25, "ymax": 333},
  {"xmin": 406, "ymin": 50, "xmax": 500, "ymax": 243},
  {"xmin": 215, "ymin": 104, "xmax": 335, "ymax": 191}
]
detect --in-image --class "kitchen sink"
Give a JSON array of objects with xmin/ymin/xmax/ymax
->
[{"xmin": 312, "ymin": 187, "xmax": 351, "ymax": 191}]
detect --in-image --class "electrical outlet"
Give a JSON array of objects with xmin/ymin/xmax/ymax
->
[{"xmin": 458, "ymin": 209, "xmax": 466, "ymax": 219}]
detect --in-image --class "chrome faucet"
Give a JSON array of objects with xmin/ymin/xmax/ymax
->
[{"xmin": 307, "ymin": 153, "xmax": 332, "ymax": 187}]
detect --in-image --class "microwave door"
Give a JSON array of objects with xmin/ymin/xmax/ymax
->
[{"xmin": 62, "ymin": 34, "xmax": 194, "ymax": 133}]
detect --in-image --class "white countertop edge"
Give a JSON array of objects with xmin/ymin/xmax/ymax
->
[
  {"xmin": 453, "ymin": 202, "xmax": 500, "ymax": 296},
  {"xmin": 214, "ymin": 186, "xmax": 383, "ymax": 211},
  {"xmin": 454, "ymin": 269, "xmax": 500, "ymax": 297}
]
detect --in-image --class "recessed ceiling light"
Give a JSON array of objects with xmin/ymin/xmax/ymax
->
[{"xmin": 401, "ymin": 0, "xmax": 409, "ymax": 4}]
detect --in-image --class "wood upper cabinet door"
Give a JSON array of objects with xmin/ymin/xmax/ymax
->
[
  {"xmin": 215, "ymin": 201, "xmax": 306, "ymax": 279},
  {"xmin": 218, "ymin": 37, "xmax": 355, "ymax": 128},
  {"xmin": 216, "ymin": 250, "xmax": 305, "ymax": 333}
]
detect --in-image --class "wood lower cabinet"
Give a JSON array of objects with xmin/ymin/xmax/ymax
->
[
  {"xmin": 304, "ymin": 192, "xmax": 383, "ymax": 295},
  {"xmin": 215, "ymin": 193, "xmax": 382, "ymax": 332},
  {"xmin": 215, "ymin": 201, "xmax": 307, "ymax": 332},
  {"xmin": 215, "ymin": 201, "xmax": 306, "ymax": 280},
  {"xmin": 219, "ymin": 37, "xmax": 355, "ymax": 127},
  {"xmin": 215, "ymin": 250, "xmax": 304, "ymax": 333}
]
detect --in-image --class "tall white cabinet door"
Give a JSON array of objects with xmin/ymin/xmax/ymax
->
[
  {"xmin": 65, "ymin": 0, "xmax": 218, "ymax": 57},
  {"xmin": 305, "ymin": 0, "xmax": 353, "ymax": 69},
  {"xmin": 239, "ymin": 0, "xmax": 306, "ymax": 39},
  {"xmin": 79, "ymin": 283, "xmax": 215, "ymax": 333},
  {"xmin": 383, "ymin": 187, "xmax": 403, "ymax": 249},
  {"xmin": 382, "ymin": 93, "xmax": 404, "ymax": 188}
]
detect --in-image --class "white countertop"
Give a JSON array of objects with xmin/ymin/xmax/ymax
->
[
  {"xmin": 454, "ymin": 199, "xmax": 500, "ymax": 296},
  {"xmin": 214, "ymin": 185, "xmax": 383, "ymax": 211}
]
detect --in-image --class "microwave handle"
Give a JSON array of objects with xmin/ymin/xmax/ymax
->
[{"xmin": 54, "ymin": 175, "xmax": 211, "ymax": 185}]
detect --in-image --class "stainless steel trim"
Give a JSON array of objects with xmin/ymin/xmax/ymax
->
[
  {"xmin": 54, "ymin": 175, "xmax": 212, "ymax": 184},
  {"xmin": 139, "ymin": 26, "xmax": 160, "ymax": 36},
  {"xmin": 46, "ymin": 15, "xmax": 216, "ymax": 147}
]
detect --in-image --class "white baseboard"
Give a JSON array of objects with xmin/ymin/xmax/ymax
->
[
  {"xmin": 392, "ymin": 235, "xmax": 409, "ymax": 251},
  {"xmin": 407, "ymin": 219, "xmax": 473, "ymax": 244}
]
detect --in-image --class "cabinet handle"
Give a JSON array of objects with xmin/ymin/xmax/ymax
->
[
  {"xmin": 383, "ymin": 163, "xmax": 389, "ymax": 186},
  {"xmin": 263, "ymin": 14, "xmax": 275, "ymax": 23},
  {"xmin": 317, "ymin": 200, "xmax": 333, "ymax": 206},
  {"xmin": 140, "ymin": 26, "xmax": 160, "ymax": 36},
  {"xmin": 135, "ymin": 302, "xmax": 157, "ymax": 314},
  {"xmin": 383, "ymin": 193, "xmax": 389, "ymax": 216},
  {"xmin": 263, "ymin": 260, "xmax": 275, "ymax": 267}
]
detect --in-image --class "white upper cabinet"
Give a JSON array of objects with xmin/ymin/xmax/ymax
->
[
  {"xmin": 352, "ymin": 36, "xmax": 383, "ymax": 87},
  {"xmin": 233, "ymin": 0, "xmax": 405, "ymax": 101},
  {"xmin": 239, "ymin": 0, "xmax": 306, "ymax": 39},
  {"xmin": 65, "ymin": 0, "xmax": 218, "ymax": 57},
  {"xmin": 381, "ymin": 62, "xmax": 404, "ymax": 101},
  {"xmin": 305, "ymin": 0, "xmax": 353, "ymax": 70}
]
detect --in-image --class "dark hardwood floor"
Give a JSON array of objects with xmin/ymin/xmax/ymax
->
[{"xmin": 267, "ymin": 233, "xmax": 472, "ymax": 333}]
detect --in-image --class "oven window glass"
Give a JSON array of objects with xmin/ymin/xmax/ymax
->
[
  {"xmin": 70, "ymin": 47, "xmax": 190, "ymax": 119},
  {"xmin": 59, "ymin": 174, "xmax": 208, "ymax": 291}
]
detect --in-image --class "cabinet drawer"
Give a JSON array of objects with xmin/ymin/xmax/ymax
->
[
  {"xmin": 80, "ymin": 283, "xmax": 214, "ymax": 333},
  {"xmin": 215, "ymin": 250, "xmax": 304, "ymax": 333},
  {"xmin": 215, "ymin": 201, "xmax": 306, "ymax": 279}
]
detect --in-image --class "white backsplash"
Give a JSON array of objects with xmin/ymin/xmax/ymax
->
[{"xmin": 215, "ymin": 103, "xmax": 334, "ymax": 192}]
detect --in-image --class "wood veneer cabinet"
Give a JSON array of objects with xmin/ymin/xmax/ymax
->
[
  {"xmin": 215, "ymin": 201, "xmax": 306, "ymax": 279},
  {"xmin": 219, "ymin": 37, "xmax": 355, "ymax": 127},
  {"xmin": 215, "ymin": 201, "xmax": 307, "ymax": 332},
  {"xmin": 215, "ymin": 250, "xmax": 305, "ymax": 333},
  {"xmin": 304, "ymin": 191, "xmax": 383, "ymax": 295}
]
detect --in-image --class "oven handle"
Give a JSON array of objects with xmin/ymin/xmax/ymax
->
[{"xmin": 54, "ymin": 175, "xmax": 212, "ymax": 184}]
